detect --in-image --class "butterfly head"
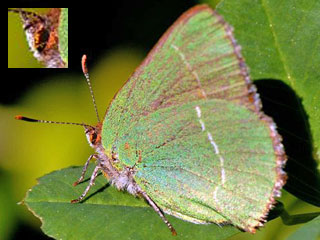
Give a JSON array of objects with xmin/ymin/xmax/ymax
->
[
  {"xmin": 85, "ymin": 123, "xmax": 102, "ymax": 148},
  {"xmin": 8, "ymin": 8, "xmax": 65, "ymax": 68},
  {"xmin": 8, "ymin": 9, "xmax": 51, "ymax": 52}
]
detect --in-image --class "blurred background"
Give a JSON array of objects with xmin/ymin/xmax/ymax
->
[{"xmin": 4, "ymin": 1, "xmax": 319, "ymax": 239}]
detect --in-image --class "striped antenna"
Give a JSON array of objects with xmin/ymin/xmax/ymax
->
[
  {"xmin": 14, "ymin": 55, "xmax": 100, "ymax": 128},
  {"xmin": 8, "ymin": 8, "xmax": 45, "ymax": 22},
  {"xmin": 82, "ymin": 55, "xmax": 100, "ymax": 122},
  {"xmin": 15, "ymin": 115, "xmax": 94, "ymax": 128}
]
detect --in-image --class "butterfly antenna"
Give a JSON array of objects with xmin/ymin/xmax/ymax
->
[
  {"xmin": 15, "ymin": 115, "xmax": 94, "ymax": 128},
  {"xmin": 81, "ymin": 55, "xmax": 100, "ymax": 122},
  {"xmin": 8, "ymin": 8, "xmax": 45, "ymax": 22}
]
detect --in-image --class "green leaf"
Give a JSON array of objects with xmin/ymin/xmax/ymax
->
[
  {"xmin": 58, "ymin": 8, "xmax": 68, "ymax": 66},
  {"xmin": 200, "ymin": 0, "xmax": 221, "ymax": 8},
  {"xmin": 217, "ymin": 0, "xmax": 320, "ymax": 207},
  {"xmin": 287, "ymin": 215, "xmax": 320, "ymax": 240},
  {"xmin": 0, "ymin": 170, "xmax": 17, "ymax": 240},
  {"xmin": 24, "ymin": 164, "xmax": 240, "ymax": 240}
]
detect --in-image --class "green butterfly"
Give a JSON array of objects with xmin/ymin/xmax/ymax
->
[{"xmin": 16, "ymin": 4, "xmax": 286, "ymax": 235}]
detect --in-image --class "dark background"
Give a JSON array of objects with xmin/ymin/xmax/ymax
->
[{"xmin": 5, "ymin": 0, "xmax": 199, "ymax": 105}]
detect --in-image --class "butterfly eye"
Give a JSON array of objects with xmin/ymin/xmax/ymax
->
[
  {"xmin": 34, "ymin": 28, "xmax": 50, "ymax": 52},
  {"xmin": 89, "ymin": 132, "xmax": 97, "ymax": 143}
]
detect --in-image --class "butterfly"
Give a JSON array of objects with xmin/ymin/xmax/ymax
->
[{"xmin": 16, "ymin": 4, "xmax": 286, "ymax": 235}]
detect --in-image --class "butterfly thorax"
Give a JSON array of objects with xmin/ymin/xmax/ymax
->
[{"xmin": 85, "ymin": 123, "xmax": 141, "ymax": 196}]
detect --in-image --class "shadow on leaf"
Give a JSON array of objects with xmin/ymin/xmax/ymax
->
[{"xmin": 255, "ymin": 79, "xmax": 320, "ymax": 207}]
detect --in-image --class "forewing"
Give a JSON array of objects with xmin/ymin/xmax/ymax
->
[{"xmin": 102, "ymin": 5, "xmax": 258, "ymax": 151}]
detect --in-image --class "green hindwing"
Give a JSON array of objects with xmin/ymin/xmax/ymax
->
[{"xmin": 115, "ymin": 99, "xmax": 276, "ymax": 230}]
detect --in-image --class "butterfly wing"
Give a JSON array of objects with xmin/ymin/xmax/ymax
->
[
  {"xmin": 102, "ymin": 5, "xmax": 260, "ymax": 152},
  {"xmin": 101, "ymin": 4, "xmax": 286, "ymax": 232},
  {"xmin": 116, "ymin": 99, "xmax": 282, "ymax": 232}
]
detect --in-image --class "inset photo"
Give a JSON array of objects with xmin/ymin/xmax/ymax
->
[{"xmin": 8, "ymin": 8, "xmax": 68, "ymax": 68}]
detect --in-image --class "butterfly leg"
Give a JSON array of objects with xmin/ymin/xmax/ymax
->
[
  {"xmin": 73, "ymin": 154, "xmax": 97, "ymax": 186},
  {"xmin": 139, "ymin": 190, "xmax": 177, "ymax": 236},
  {"xmin": 71, "ymin": 164, "xmax": 101, "ymax": 203}
]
